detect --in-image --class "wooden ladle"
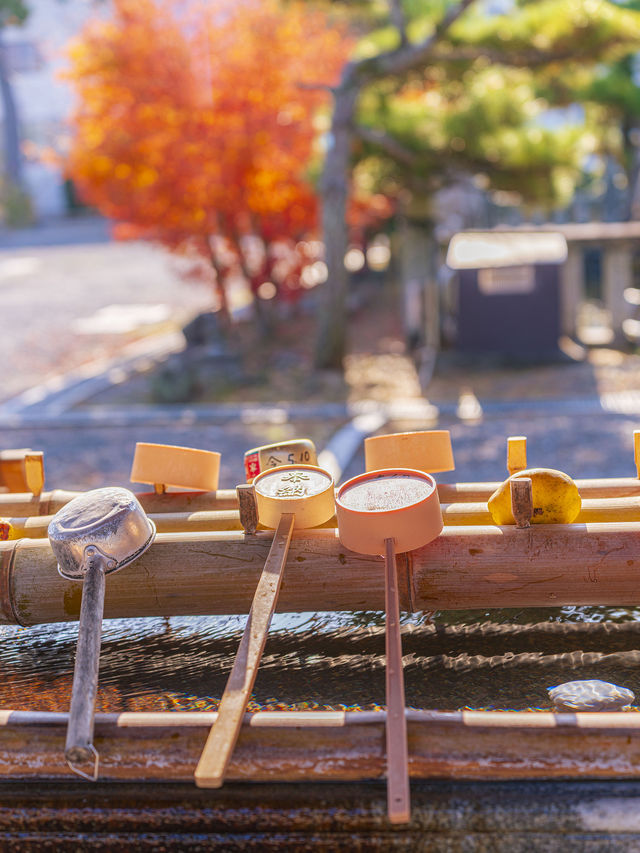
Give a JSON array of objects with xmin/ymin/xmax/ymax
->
[
  {"xmin": 130, "ymin": 442, "xmax": 221, "ymax": 494},
  {"xmin": 336, "ymin": 468, "xmax": 443, "ymax": 824},
  {"xmin": 195, "ymin": 464, "xmax": 335, "ymax": 788},
  {"xmin": 365, "ymin": 430, "xmax": 454, "ymax": 475}
]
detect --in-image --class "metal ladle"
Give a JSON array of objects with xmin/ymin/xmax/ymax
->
[{"xmin": 48, "ymin": 487, "xmax": 156, "ymax": 781}]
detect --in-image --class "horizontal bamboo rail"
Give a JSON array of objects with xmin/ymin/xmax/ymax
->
[
  {"xmin": 0, "ymin": 489, "xmax": 241, "ymax": 517},
  {"xmin": 4, "ymin": 495, "xmax": 639, "ymax": 540},
  {"xmin": 3, "ymin": 522, "xmax": 640, "ymax": 626},
  {"xmin": 0, "ymin": 708, "xmax": 639, "ymax": 782},
  {"xmin": 7, "ymin": 510, "xmax": 245, "ymax": 538},
  {"xmin": 1, "ymin": 476, "xmax": 638, "ymax": 517},
  {"xmin": 442, "ymin": 495, "xmax": 640, "ymax": 526},
  {"xmin": 438, "ymin": 477, "xmax": 640, "ymax": 502},
  {"xmin": 4, "ymin": 510, "xmax": 338, "ymax": 539}
]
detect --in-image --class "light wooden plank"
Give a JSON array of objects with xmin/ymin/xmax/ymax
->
[
  {"xmin": 195, "ymin": 513, "xmax": 295, "ymax": 788},
  {"xmin": 384, "ymin": 539, "xmax": 410, "ymax": 824}
]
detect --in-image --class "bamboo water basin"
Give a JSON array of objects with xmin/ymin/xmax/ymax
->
[{"xmin": 2, "ymin": 470, "xmax": 640, "ymax": 788}]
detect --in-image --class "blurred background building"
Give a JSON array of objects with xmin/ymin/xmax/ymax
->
[{"xmin": 1, "ymin": 0, "xmax": 101, "ymax": 219}]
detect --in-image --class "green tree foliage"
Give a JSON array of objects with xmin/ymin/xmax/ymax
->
[
  {"xmin": 315, "ymin": 0, "xmax": 640, "ymax": 367},
  {"xmin": 560, "ymin": 1, "xmax": 640, "ymax": 216},
  {"xmin": 355, "ymin": 0, "xmax": 640, "ymax": 208}
]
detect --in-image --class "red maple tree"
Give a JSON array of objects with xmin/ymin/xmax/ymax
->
[{"xmin": 65, "ymin": 0, "xmax": 351, "ymax": 322}]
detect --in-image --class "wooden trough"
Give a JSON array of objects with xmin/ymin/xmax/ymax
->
[
  {"xmin": 2, "ymin": 708, "xmax": 640, "ymax": 783},
  {"xmin": 3, "ymin": 432, "xmax": 640, "ymax": 844},
  {"xmin": 0, "ymin": 514, "xmax": 640, "ymax": 789}
]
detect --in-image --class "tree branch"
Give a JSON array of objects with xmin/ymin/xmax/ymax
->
[
  {"xmin": 430, "ymin": 0, "xmax": 477, "ymax": 45},
  {"xmin": 354, "ymin": 124, "xmax": 420, "ymax": 168},
  {"xmin": 204, "ymin": 234, "xmax": 231, "ymax": 324},
  {"xmin": 354, "ymin": 125, "xmax": 458, "ymax": 194},
  {"xmin": 431, "ymin": 45, "xmax": 577, "ymax": 68},
  {"xmin": 344, "ymin": 0, "xmax": 477, "ymax": 87}
]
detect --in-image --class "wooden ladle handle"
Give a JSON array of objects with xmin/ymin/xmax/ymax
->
[
  {"xmin": 195, "ymin": 512, "xmax": 295, "ymax": 788},
  {"xmin": 384, "ymin": 537, "xmax": 410, "ymax": 824},
  {"xmin": 65, "ymin": 548, "xmax": 107, "ymax": 780}
]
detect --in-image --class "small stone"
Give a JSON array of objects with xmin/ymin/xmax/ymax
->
[
  {"xmin": 182, "ymin": 311, "xmax": 223, "ymax": 348},
  {"xmin": 548, "ymin": 679, "xmax": 635, "ymax": 712}
]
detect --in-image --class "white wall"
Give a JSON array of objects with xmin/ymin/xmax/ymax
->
[{"xmin": 2, "ymin": 0, "xmax": 106, "ymax": 218}]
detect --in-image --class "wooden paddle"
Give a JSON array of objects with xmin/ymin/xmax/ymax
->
[
  {"xmin": 384, "ymin": 537, "xmax": 410, "ymax": 823},
  {"xmin": 194, "ymin": 511, "xmax": 293, "ymax": 787},
  {"xmin": 194, "ymin": 465, "xmax": 335, "ymax": 789},
  {"xmin": 335, "ymin": 468, "xmax": 444, "ymax": 824}
]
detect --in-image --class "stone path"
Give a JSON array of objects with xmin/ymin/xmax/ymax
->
[{"xmin": 0, "ymin": 235, "xmax": 212, "ymax": 404}]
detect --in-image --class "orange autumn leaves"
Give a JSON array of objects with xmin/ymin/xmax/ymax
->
[{"xmin": 65, "ymin": 0, "xmax": 351, "ymax": 307}]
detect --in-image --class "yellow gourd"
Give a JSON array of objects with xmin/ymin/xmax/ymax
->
[{"xmin": 488, "ymin": 467, "xmax": 581, "ymax": 525}]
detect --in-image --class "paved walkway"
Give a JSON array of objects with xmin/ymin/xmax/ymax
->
[
  {"xmin": 342, "ymin": 345, "xmax": 640, "ymax": 483},
  {"xmin": 0, "ymin": 215, "xmax": 111, "ymax": 249},
  {"xmin": 0, "ymin": 232, "xmax": 213, "ymax": 403},
  {"xmin": 6, "ymin": 346, "xmax": 639, "ymax": 490}
]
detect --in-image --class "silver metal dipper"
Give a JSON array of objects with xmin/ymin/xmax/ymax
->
[{"xmin": 48, "ymin": 487, "xmax": 155, "ymax": 780}]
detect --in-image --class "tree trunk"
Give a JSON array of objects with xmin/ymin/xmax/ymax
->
[
  {"xmin": 623, "ymin": 120, "xmax": 640, "ymax": 222},
  {"xmin": 314, "ymin": 86, "xmax": 358, "ymax": 369},
  {"xmin": 399, "ymin": 216, "xmax": 440, "ymax": 389},
  {"xmin": 0, "ymin": 31, "xmax": 22, "ymax": 189},
  {"xmin": 204, "ymin": 236, "xmax": 232, "ymax": 329},
  {"xmin": 229, "ymin": 230, "xmax": 273, "ymax": 338}
]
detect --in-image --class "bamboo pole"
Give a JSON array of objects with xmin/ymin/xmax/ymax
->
[
  {"xmin": 0, "ymin": 708, "xmax": 639, "ymax": 782},
  {"xmin": 410, "ymin": 522, "xmax": 640, "ymax": 612},
  {"xmin": 0, "ymin": 489, "xmax": 240, "ymax": 517},
  {"xmin": 439, "ymin": 477, "xmax": 640, "ymax": 502},
  {"xmin": 4, "ymin": 522, "xmax": 640, "ymax": 626},
  {"xmin": 7, "ymin": 510, "xmax": 246, "ymax": 538},
  {"xmin": 5, "ymin": 494, "xmax": 640, "ymax": 540},
  {"xmin": 442, "ymin": 495, "xmax": 640, "ymax": 526},
  {"xmin": 5, "ymin": 509, "xmax": 340, "ymax": 539},
  {"xmin": 1, "ymin": 476, "xmax": 639, "ymax": 517}
]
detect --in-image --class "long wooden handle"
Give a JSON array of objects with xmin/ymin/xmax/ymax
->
[
  {"xmin": 194, "ymin": 512, "xmax": 295, "ymax": 788},
  {"xmin": 65, "ymin": 550, "xmax": 106, "ymax": 780},
  {"xmin": 384, "ymin": 538, "xmax": 410, "ymax": 824}
]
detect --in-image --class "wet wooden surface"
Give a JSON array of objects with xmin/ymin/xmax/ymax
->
[
  {"xmin": 1, "ymin": 778, "xmax": 639, "ymax": 851},
  {"xmin": 1, "ymin": 709, "xmax": 640, "ymax": 782}
]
